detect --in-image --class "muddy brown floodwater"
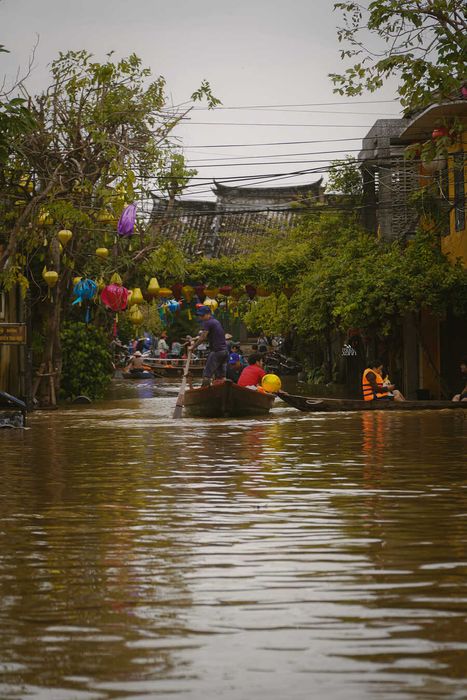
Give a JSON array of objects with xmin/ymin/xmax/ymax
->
[{"xmin": 1, "ymin": 377, "xmax": 467, "ymax": 699}]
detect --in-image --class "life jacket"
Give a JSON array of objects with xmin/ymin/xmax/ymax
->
[{"xmin": 362, "ymin": 368, "xmax": 386, "ymax": 401}]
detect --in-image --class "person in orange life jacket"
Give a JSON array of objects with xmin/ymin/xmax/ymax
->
[
  {"xmin": 452, "ymin": 360, "xmax": 467, "ymax": 401},
  {"xmin": 362, "ymin": 360, "xmax": 404, "ymax": 402},
  {"xmin": 238, "ymin": 353, "xmax": 267, "ymax": 389}
]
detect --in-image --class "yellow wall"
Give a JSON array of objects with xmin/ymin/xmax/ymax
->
[{"xmin": 442, "ymin": 131, "xmax": 467, "ymax": 267}]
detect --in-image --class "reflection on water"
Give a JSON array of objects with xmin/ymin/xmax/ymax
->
[{"xmin": 0, "ymin": 384, "xmax": 466, "ymax": 699}]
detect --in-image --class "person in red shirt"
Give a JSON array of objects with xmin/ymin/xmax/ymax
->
[{"xmin": 237, "ymin": 353, "xmax": 266, "ymax": 388}]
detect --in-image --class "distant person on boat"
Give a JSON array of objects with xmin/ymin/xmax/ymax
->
[
  {"xmin": 362, "ymin": 360, "xmax": 405, "ymax": 402},
  {"xmin": 158, "ymin": 331, "xmax": 169, "ymax": 359},
  {"xmin": 126, "ymin": 350, "xmax": 145, "ymax": 374},
  {"xmin": 170, "ymin": 340, "xmax": 182, "ymax": 358},
  {"xmin": 226, "ymin": 352, "xmax": 243, "ymax": 383},
  {"xmin": 189, "ymin": 305, "xmax": 228, "ymax": 387},
  {"xmin": 257, "ymin": 331, "xmax": 269, "ymax": 354},
  {"xmin": 238, "ymin": 353, "xmax": 267, "ymax": 389},
  {"xmin": 452, "ymin": 360, "xmax": 467, "ymax": 401}
]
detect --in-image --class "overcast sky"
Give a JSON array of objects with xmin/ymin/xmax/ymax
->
[{"xmin": 1, "ymin": 0, "xmax": 402, "ymax": 199}]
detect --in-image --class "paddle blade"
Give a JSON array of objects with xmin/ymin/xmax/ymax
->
[{"xmin": 172, "ymin": 349, "xmax": 192, "ymax": 419}]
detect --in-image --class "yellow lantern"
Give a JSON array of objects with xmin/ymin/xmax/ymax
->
[
  {"xmin": 38, "ymin": 209, "xmax": 53, "ymax": 226},
  {"xmin": 147, "ymin": 277, "xmax": 160, "ymax": 298},
  {"xmin": 58, "ymin": 229, "xmax": 73, "ymax": 246},
  {"xmin": 110, "ymin": 272, "xmax": 122, "ymax": 286},
  {"xmin": 131, "ymin": 287, "xmax": 144, "ymax": 305},
  {"xmin": 128, "ymin": 304, "xmax": 143, "ymax": 326},
  {"xmin": 43, "ymin": 270, "xmax": 58, "ymax": 288},
  {"xmin": 97, "ymin": 277, "xmax": 106, "ymax": 292},
  {"xmin": 182, "ymin": 284, "xmax": 194, "ymax": 302},
  {"xmin": 73, "ymin": 276, "xmax": 82, "ymax": 287},
  {"xmin": 261, "ymin": 374, "xmax": 282, "ymax": 393},
  {"xmin": 158, "ymin": 287, "xmax": 172, "ymax": 298},
  {"xmin": 96, "ymin": 209, "xmax": 115, "ymax": 223},
  {"xmin": 205, "ymin": 287, "xmax": 219, "ymax": 298},
  {"xmin": 96, "ymin": 247, "xmax": 109, "ymax": 260},
  {"xmin": 204, "ymin": 297, "xmax": 218, "ymax": 312}
]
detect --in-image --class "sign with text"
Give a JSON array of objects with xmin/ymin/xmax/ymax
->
[{"xmin": 0, "ymin": 323, "xmax": 27, "ymax": 345}]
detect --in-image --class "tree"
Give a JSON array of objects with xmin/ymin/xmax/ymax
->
[
  {"xmin": 0, "ymin": 50, "xmax": 218, "ymax": 401},
  {"xmin": 329, "ymin": 1, "xmax": 467, "ymax": 112}
]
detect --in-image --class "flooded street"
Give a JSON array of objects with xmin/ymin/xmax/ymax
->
[{"xmin": 1, "ymin": 379, "xmax": 467, "ymax": 699}]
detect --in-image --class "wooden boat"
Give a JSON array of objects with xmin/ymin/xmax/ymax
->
[
  {"xmin": 121, "ymin": 368, "xmax": 154, "ymax": 380},
  {"xmin": 144, "ymin": 357, "xmax": 205, "ymax": 377},
  {"xmin": 184, "ymin": 379, "xmax": 276, "ymax": 418},
  {"xmin": 0, "ymin": 391, "xmax": 27, "ymax": 428},
  {"xmin": 278, "ymin": 391, "xmax": 467, "ymax": 412}
]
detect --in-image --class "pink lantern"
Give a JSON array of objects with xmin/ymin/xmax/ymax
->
[{"xmin": 101, "ymin": 283, "xmax": 130, "ymax": 335}]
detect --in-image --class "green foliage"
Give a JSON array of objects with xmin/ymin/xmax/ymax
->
[
  {"xmin": 188, "ymin": 212, "xmax": 467, "ymax": 342},
  {"xmin": 330, "ymin": 1, "xmax": 467, "ymax": 112},
  {"xmin": 243, "ymin": 294, "xmax": 293, "ymax": 336},
  {"xmin": 140, "ymin": 240, "xmax": 187, "ymax": 283},
  {"xmin": 60, "ymin": 322, "xmax": 114, "ymax": 400},
  {"xmin": 326, "ymin": 155, "xmax": 363, "ymax": 201}
]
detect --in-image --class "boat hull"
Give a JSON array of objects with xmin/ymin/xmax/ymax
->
[
  {"xmin": 278, "ymin": 391, "xmax": 467, "ymax": 413},
  {"xmin": 184, "ymin": 380, "xmax": 275, "ymax": 418}
]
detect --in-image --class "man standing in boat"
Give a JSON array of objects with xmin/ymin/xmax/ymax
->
[
  {"xmin": 362, "ymin": 360, "xmax": 405, "ymax": 402},
  {"xmin": 189, "ymin": 305, "xmax": 228, "ymax": 387}
]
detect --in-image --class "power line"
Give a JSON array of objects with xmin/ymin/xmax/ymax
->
[{"xmin": 189, "ymin": 99, "xmax": 400, "ymax": 110}]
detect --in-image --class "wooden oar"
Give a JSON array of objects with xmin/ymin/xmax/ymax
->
[{"xmin": 172, "ymin": 349, "xmax": 192, "ymax": 419}]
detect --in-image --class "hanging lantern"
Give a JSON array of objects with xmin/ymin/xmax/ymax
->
[
  {"xmin": 245, "ymin": 284, "xmax": 257, "ymax": 300},
  {"xmin": 422, "ymin": 155, "xmax": 447, "ymax": 173},
  {"xmin": 43, "ymin": 270, "xmax": 58, "ymax": 288},
  {"xmin": 110, "ymin": 272, "xmax": 123, "ymax": 286},
  {"xmin": 72, "ymin": 279, "xmax": 97, "ymax": 305},
  {"xmin": 38, "ymin": 209, "xmax": 53, "ymax": 226},
  {"xmin": 166, "ymin": 299, "xmax": 180, "ymax": 314},
  {"xmin": 194, "ymin": 284, "xmax": 206, "ymax": 302},
  {"xmin": 171, "ymin": 282, "xmax": 183, "ymax": 300},
  {"xmin": 128, "ymin": 304, "xmax": 144, "ymax": 326},
  {"xmin": 97, "ymin": 277, "xmax": 106, "ymax": 292},
  {"xmin": 219, "ymin": 285, "xmax": 232, "ymax": 297},
  {"xmin": 158, "ymin": 287, "xmax": 172, "ymax": 298},
  {"xmin": 204, "ymin": 297, "xmax": 218, "ymax": 312},
  {"xmin": 283, "ymin": 286, "xmax": 295, "ymax": 299},
  {"xmin": 73, "ymin": 276, "xmax": 82, "ymax": 287},
  {"xmin": 96, "ymin": 247, "xmax": 109, "ymax": 260},
  {"xmin": 147, "ymin": 277, "xmax": 160, "ymax": 298},
  {"xmin": 205, "ymin": 286, "xmax": 219, "ymax": 298},
  {"xmin": 101, "ymin": 283, "xmax": 130, "ymax": 336},
  {"xmin": 182, "ymin": 284, "xmax": 194, "ymax": 302},
  {"xmin": 117, "ymin": 203, "xmax": 137, "ymax": 237},
  {"xmin": 461, "ymin": 86, "xmax": 467, "ymax": 99},
  {"xmin": 58, "ymin": 229, "xmax": 73, "ymax": 246},
  {"xmin": 72, "ymin": 279, "xmax": 98, "ymax": 322},
  {"xmin": 432, "ymin": 126, "xmax": 448, "ymax": 140},
  {"xmin": 96, "ymin": 209, "xmax": 115, "ymax": 223},
  {"xmin": 257, "ymin": 287, "xmax": 271, "ymax": 297},
  {"xmin": 130, "ymin": 287, "xmax": 144, "ymax": 305},
  {"xmin": 101, "ymin": 284, "xmax": 130, "ymax": 311}
]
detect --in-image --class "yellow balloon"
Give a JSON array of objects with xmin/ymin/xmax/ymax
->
[{"xmin": 261, "ymin": 374, "xmax": 282, "ymax": 393}]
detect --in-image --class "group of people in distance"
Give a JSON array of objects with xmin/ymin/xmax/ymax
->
[{"xmin": 189, "ymin": 305, "xmax": 267, "ymax": 390}]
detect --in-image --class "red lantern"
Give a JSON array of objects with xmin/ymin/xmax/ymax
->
[
  {"xmin": 219, "ymin": 285, "xmax": 233, "ymax": 296},
  {"xmin": 171, "ymin": 282, "xmax": 183, "ymax": 300},
  {"xmin": 462, "ymin": 86, "xmax": 467, "ymax": 99},
  {"xmin": 194, "ymin": 284, "xmax": 206, "ymax": 302},
  {"xmin": 432, "ymin": 126, "xmax": 448, "ymax": 140},
  {"xmin": 245, "ymin": 284, "xmax": 256, "ymax": 300},
  {"xmin": 101, "ymin": 283, "xmax": 130, "ymax": 335}
]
